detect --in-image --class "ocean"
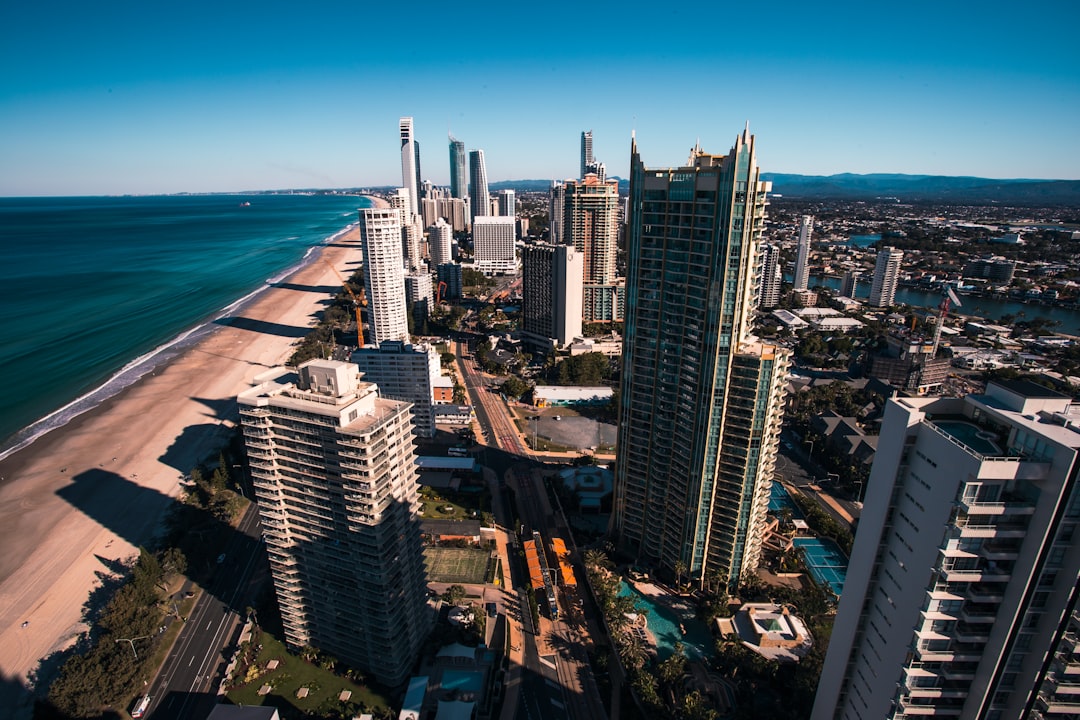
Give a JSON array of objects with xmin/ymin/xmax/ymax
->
[{"xmin": 0, "ymin": 194, "xmax": 370, "ymax": 457}]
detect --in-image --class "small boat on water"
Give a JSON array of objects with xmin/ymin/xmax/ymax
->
[{"xmin": 239, "ymin": 201, "xmax": 251, "ymax": 207}]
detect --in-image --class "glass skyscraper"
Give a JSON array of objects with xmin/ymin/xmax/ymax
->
[
  {"xmin": 449, "ymin": 135, "xmax": 467, "ymax": 200},
  {"xmin": 612, "ymin": 128, "xmax": 790, "ymax": 591}
]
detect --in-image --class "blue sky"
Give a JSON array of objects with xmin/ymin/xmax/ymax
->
[{"xmin": 2, "ymin": 0, "xmax": 1078, "ymax": 195}]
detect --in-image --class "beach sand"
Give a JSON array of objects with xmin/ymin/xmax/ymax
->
[{"xmin": 0, "ymin": 227, "xmax": 364, "ymax": 706}]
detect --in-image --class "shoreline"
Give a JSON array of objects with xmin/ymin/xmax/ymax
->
[
  {"xmin": 0, "ymin": 221, "xmax": 359, "ymax": 464},
  {"xmin": 0, "ymin": 225, "xmax": 365, "ymax": 707}
]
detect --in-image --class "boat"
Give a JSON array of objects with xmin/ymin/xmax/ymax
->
[{"xmin": 239, "ymin": 201, "xmax": 251, "ymax": 207}]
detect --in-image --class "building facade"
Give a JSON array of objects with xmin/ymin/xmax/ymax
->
[
  {"xmin": 399, "ymin": 117, "xmax": 419, "ymax": 218},
  {"xmin": 869, "ymin": 246, "xmax": 904, "ymax": 307},
  {"xmin": 359, "ymin": 207, "xmax": 409, "ymax": 345},
  {"xmin": 351, "ymin": 341, "xmax": 444, "ymax": 438},
  {"xmin": 758, "ymin": 243, "xmax": 783, "ymax": 309},
  {"xmin": 549, "ymin": 181, "xmax": 565, "ymax": 244},
  {"xmin": 449, "ymin": 135, "xmax": 467, "ymax": 200},
  {"xmin": 472, "ymin": 216, "xmax": 517, "ymax": 275},
  {"xmin": 612, "ymin": 130, "xmax": 791, "ymax": 591},
  {"xmin": 497, "ymin": 189, "xmax": 515, "ymax": 219},
  {"xmin": 238, "ymin": 360, "xmax": 430, "ymax": 686},
  {"xmin": 468, "ymin": 149, "xmax": 489, "ymax": 224},
  {"xmin": 793, "ymin": 214, "xmax": 813, "ymax": 292},
  {"xmin": 581, "ymin": 130, "xmax": 593, "ymax": 179},
  {"xmin": 563, "ymin": 174, "xmax": 622, "ymax": 322},
  {"xmin": 436, "ymin": 262, "xmax": 463, "ymax": 301},
  {"xmin": 428, "ymin": 218, "xmax": 453, "ymax": 267},
  {"xmin": 840, "ymin": 270, "xmax": 861, "ymax": 298},
  {"xmin": 813, "ymin": 380, "xmax": 1080, "ymax": 720},
  {"xmin": 521, "ymin": 243, "xmax": 584, "ymax": 350}
]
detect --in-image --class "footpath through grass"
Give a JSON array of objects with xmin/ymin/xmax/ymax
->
[{"xmin": 226, "ymin": 629, "xmax": 391, "ymax": 718}]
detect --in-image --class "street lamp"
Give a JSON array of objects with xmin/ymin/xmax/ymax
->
[
  {"xmin": 804, "ymin": 439, "xmax": 814, "ymax": 458},
  {"xmin": 115, "ymin": 635, "xmax": 151, "ymax": 659}
]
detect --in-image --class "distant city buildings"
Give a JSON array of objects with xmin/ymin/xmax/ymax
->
[
  {"xmin": 612, "ymin": 129, "xmax": 790, "ymax": 591},
  {"xmin": 813, "ymin": 379, "xmax": 1080, "ymax": 720},
  {"xmin": 758, "ymin": 243, "xmax": 783, "ymax": 309},
  {"xmin": 840, "ymin": 269, "xmax": 861, "ymax": 298},
  {"xmin": 238, "ymin": 360, "xmax": 430, "ymax": 686},
  {"xmin": 404, "ymin": 271, "xmax": 432, "ymax": 327},
  {"xmin": 472, "ymin": 216, "xmax": 516, "ymax": 275},
  {"xmin": 869, "ymin": 245, "xmax": 904, "ymax": 307},
  {"xmin": 521, "ymin": 243, "xmax": 584, "ymax": 350},
  {"xmin": 793, "ymin": 215, "xmax": 813, "ymax": 292},
  {"xmin": 548, "ymin": 181, "xmax": 565, "ymax": 244},
  {"xmin": 580, "ymin": 130, "xmax": 593, "ymax": 179},
  {"xmin": 359, "ymin": 207, "xmax": 409, "ymax": 345},
  {"xmin": 963, "ymin": 256, "xmax": 1016, "ymax": 284},
  {"xmin": 428, "ymin": 218, "xmax": 453, "ymax": 267},
  {"xmin": 399, "ymin": 117, "xmax": 419, "ymax": 218},
  {"xmin": 497, "ymin": 189, "xmax": 515, "ymax": 218},
  {"xmin": 448, "ymin": 134, "xmax": 467, "ymax": 201},
  {"xmin": 468, "ymin": 149, "xmax": 489, "ymax": 224},
  {"xmin": 563, "ymin": 174, "xmax": 623, "ymax": 323},
  {"xmin": 436, "ymin": 262, "xmax": 463, "ymax": 301}
]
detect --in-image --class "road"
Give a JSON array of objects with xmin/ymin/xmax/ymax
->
[{"xmin": 146, "ymin": 504, "xmax": 268, "ymax": 720}]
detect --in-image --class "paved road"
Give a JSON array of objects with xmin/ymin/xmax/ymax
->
[{"xmin": 147, "ymin": 504, "xmax": 268, "ymax": 720}]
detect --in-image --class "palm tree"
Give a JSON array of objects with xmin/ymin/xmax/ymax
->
[{"xmin": 673, "ymin": 559, "xmax": 687, "ymax": 589}]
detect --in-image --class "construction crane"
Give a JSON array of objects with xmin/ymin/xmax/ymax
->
[
  {"xmin": 931, "ymin": 286, "xmax": 962, "ymax": 357},
  {"xmin": 323, "ymin": 260, "xmax": 367, "ymax": 348}
]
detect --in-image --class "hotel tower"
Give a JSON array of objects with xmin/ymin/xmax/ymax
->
[
  {"xmin": 399, "ymin": 117, "xmax": 419, "ymax": 218},
  {"xmin": 359, "ymin": 207, "xmax": 409, "ymax": 345},
  {"xmin": 563, "ymin": 174, "xmax": 623, "ymax": 322},
  {"xmin": 468, "ymin": 149, "xmax": 489, "ymax": 224},
  {"xmin": 611, "ymin": 128, "xmax": 790, "ymax": 591},
  {"xmin": 239, "ymin": 359, "xmax": 430, "ymax": 686},
  {"xmin": 813, "ymin": 379, "xmax": 1080, "ymax": 720}
]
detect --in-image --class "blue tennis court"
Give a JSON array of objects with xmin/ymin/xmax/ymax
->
[{"xmin": 793, "ymin": 537, "xmax": 848, "ymax": 597}]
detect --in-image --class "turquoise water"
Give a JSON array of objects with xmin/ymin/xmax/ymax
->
[
  {"xmin": 933, "ymin": 420, "xmax": 1002, "ymax": 455},
  {"xmin": 848, "ymin": 233, "xmax": 882, "ymax": 247},
  {"xmin": 793, "ymin": 537, "xmax": 848, "ymax": 596},
  {"xmin": 441, "ymin": 669, "xmax": 485, "ymax": 693},
  {"xmin": 769, "ymin": 483, "xmax": 805, "ymax": 519},
  {"xmin": 0, "ymin": 194, "xmax": 370, "ymax": 456},
  {"xmin": 617, "ymin": 582, "xmax": 713, "ymax": 660}
]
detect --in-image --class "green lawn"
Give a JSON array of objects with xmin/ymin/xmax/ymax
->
[
  {"xmin": 424, "ymin": 546, "xmax": 491, "ymax": 584},
  {"xmin": 226, "ymin": 629, "xmax": 390, "ymax": 718},
  {"xmin": 417, "ymin": 486, "xmax": 488, "ymax": 521}
]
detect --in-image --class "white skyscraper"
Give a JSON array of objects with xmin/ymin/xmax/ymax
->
[
  {"xmin": 238, "ymin": 359, "xmax": 430, "ymax": 686},
  {"xmin": 580, "ymin": 130, "xmax": 593, "ymax": 178},
  {"xmin": 869, "ymin": 245, "xmax": 904, "ymax": 307},
  {"xmin": 469, "ymin": 149, "xmax": 489, "ymax": 224},
  {"xmin": 758, "ymin": 243, "xmax": 782, "ymax": 309},
  {"xmin": 472, "ymin": 216, "xmax": 516, "ymax": 275},
  {"xmin": 521, "ymin": 243, "xmax": 584, "ymax": 349},
  {"xmin": 497, "ymin": 189, "xmax": 515, "ymax": 218},
  {"xmin": 813, "ymin": 379, "xmax": 1080, "ymax": 720},
  {"xmin": 399, "ymin": 117, "xmax": 419, "ymax": 218},
  {"xmin": 359, "ymin": 207, "xmax": 409, "ymax": 345},
  {"xmin": 428, "ymin": 218, "xmax": 453, "ymax": 267},
  {"xmin": 793, "ymin": 215, "xmax": 813, "ymax": 292},
  {"xmin": 351, "ymin": 341, "xmax": 444, "ymax": 438}
]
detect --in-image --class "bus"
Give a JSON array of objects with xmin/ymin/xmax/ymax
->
[
  {"xmin": 131, "ymin": 694, "xmax": 151, "ymax": 719},
  {"xmin": 448, "ymin": 446, "xmax": 469, "ymax": 457}
]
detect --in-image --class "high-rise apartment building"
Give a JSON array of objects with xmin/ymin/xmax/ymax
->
[
  {"xmin": 581, "ymin": 130, "xmax": 594, "ymax": 178},
  {"xmin": 563, "ymin": 174, "xmax": 622, "ymax": 322},
  {"xmin": 840, "ymin": 269, "xmax": 861, "ymax": 298},
  {"xmin": 612, "ymin": 130, "xmax": 790, "ymax": 591},
  {"xmin": 359, "ymin": 207, "xmax": 409, "ymax": 345},
  {"xmin": 404, "ymin": 271, "xmax": 432, "ymax": 327},
  {"xmin": 869, "ymin": 245, "xmax": 904, "ymax": 307},
  {"xmin": 758, "ymin": 243, "xmax": 783, "ymax": 309},
  {"xmin": 351, "ymin": 341, "xmax": 444, "ymax": 439},
  {"xmin": 436, "ymin": 263, "xmax": 463, "ymax": 301},
  {"xmin": 449, "ymin": 135, "xmax": 467, "ymax": 200},
  {"xmin": 238, "ymin": 360, "xmax": 430, "ymax": 686},
  {"xmin": 549, "ymin": 181, "xmax": 565, "ymax": 244},
  {"xmin": 472, "ymin": 216, "xmax": 516, "ymax": 275},
  {"xmin": 813, "ymin": 379, "xmax": 1080, "ymax": 720},
  {"xmin": 521, "ymin": 243, "xmax": 584, "ymax": 350},
  {"xmin": 428, "ymin": 218, "xmax": 453, "ymax": 267},
  {"xmin": 497, "ymin": 189, "xmax": 515, "ymax": 219},
  {"xmin": 468, "ymin": 149, "xmax": 489, "ymax": 224},
  {"xmin": 399, "ymin": 117, "xmax": 419, "ymax": 218},
  {"xmin": 793, "ymin": 215, "xmax": 813, "ymax": 292}
]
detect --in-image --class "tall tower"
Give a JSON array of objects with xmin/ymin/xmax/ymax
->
[
  {"xmin": 428, "ymin": 218, "xmax": 453, "ymax": 267},
  {"xmin": 612, "ymin": 130, "xmax": 790, "ymax": 591},
  {"xmin": 359, "ymin": 207, "xmax": 409, "ymax": 344},
  {"xmin": 468, "ymin": 149, "xmax": 489, "ymax": 224},
  {"xmin": 449, "ymin": 135, "xmax": 467, "ymax": 200},
  {"xmin": 497, "ymin": 189, "xmax": 515, "ymax": 218},
  {"xmin": 581, "ymin": 130, "xmax": 594, "ymax": 179},
  {"xmin": 521, "ymin": 244, "xmax": 584, "ymax": 349},
  {"xmin": 758, "ymin": 243, "xmax": 782, "ymax": 309},
  {"xmin": 793, "ymin": 214, "xmax": 813, "ymax": 292},
  {"xmin": 563, "ymin": 174, "xmax": 621, "ymax": 322},
  {"xmin": 238, "ymin": 359, "xmax": 430, "ymax": 686},
  {"xmin": 869, "ymin": 245, "xmax": 904, "ymax": 307},
  {"xmin": 548, "ymin": 181, "xmax": 565, "ymax": 244},
  {"xmin": 813, "ymin": 380, "xmax": 1080, "ymax": 720},
  {"xmin": 399, "ymin": 117, "xmax": 419, "ymax": 218}
]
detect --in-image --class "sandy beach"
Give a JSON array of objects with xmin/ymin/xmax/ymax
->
[{"xmin": 0, "ymin": 226, "xmax": 364, "ymax": 706}]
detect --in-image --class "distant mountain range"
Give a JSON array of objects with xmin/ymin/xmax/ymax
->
[{"xmin": 490, "ymin": 174, "xmax": 1080, "ymax": 206}]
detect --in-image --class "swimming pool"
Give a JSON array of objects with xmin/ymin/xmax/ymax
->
[
  {"xmin": 441, "ymin": 669, "xmax": 485, "ymax": 694},
  {"xmin": 617, "ymin": 583, "xmax": 713, "ymax": 660},
  {"xmin": 769, "ymin": 483, "xmax": 805, "ymax": 519},
  {"xmin": 933, "ymin": 420, "xmax": 1002, "ymax": 456},
  {"xmin": 793, "ymin": 537, "xmax": 848, "ymax": 597}
]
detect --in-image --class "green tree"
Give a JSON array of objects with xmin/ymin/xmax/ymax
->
[{"xmin": 442, "ymin": 584, "xmax": 467, "ymax": 606}]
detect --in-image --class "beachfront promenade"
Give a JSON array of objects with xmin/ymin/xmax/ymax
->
[{"xmin": 0, "ymin": 227, "xmax": 366, "ymax": 715}]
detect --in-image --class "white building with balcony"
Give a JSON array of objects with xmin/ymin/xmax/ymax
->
[{"xmin": 813, "ymin": 379, "xmax": 1080, "ymax": 720}]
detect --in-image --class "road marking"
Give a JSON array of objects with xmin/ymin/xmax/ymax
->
[{"xmin": 188, "ymin": 656, "xmax": 194, "ymax": 666}]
